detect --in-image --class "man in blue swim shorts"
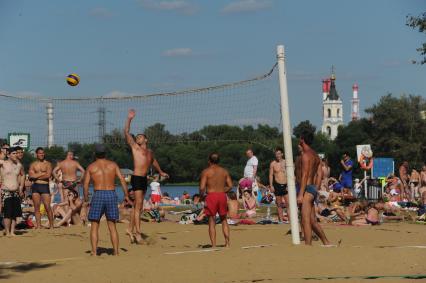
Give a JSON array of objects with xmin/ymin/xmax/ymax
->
[
  {"xmin": 340, "ymin": 152, "xmax": 354, "ymax": 195},
  {"xmin": 83, "ymin": 144, "xmax": 131, "ymax": 256},
  {"xmin": 297, "ymin": 131, "xmax": 332, "ymax": 246}
]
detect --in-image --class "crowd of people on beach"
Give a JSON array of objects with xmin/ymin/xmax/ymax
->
[{"xmin": 1, "ymin": 109, "xmax": 426, "ymax": 253}]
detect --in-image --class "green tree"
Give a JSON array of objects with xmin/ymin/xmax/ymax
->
[
  {"xmin": 365, "ymin": 94, "xmax": 426, "ymax": 167},
  {"xmin": 44, "ymin": 146, "xmax": 66, "ymax": 164},
  {"xmin": 406, "ymin": 12, "xmax": 426, "ymax": 64},
  {"xmin": 293, "ymin": 120, "xmax": 316, "ymax": 139}
]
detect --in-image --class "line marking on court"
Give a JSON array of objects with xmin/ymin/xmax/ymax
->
[
  {"xmin": 396, "ymin": 245, "xmax": 426, "ymax": 249},
  {"xmin": 164, "ymin": 248, "xmax": 221, "ymax": 255}
]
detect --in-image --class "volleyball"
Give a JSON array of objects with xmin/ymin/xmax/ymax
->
[{"xmin": 66, "ymin": 73, "xmax": 80, "ymax": 86}]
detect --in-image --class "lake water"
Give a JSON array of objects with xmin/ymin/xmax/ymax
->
[{"xmin": 71, "ymin": 185, "xmax": 200, "ymax": 203}]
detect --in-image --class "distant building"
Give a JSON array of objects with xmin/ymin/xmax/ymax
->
[{"xmin": 321, "ymin": 70, "xmax": 344, "ymax": 140}]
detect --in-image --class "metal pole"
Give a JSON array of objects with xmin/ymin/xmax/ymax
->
[
  {"xmin": 47, "ymin": 101, "xmax": 54, "ymax": 148},
  {"xmin": 364, "ymin": 171, "xmax": 368, "ymax": 199},
  {"xmin": 98, "ymin": 106, "xmax": 106, "ymax": 143},
  {"xmin": 276, "ymin": 45, "xmax": 300, "ymax": 245}
]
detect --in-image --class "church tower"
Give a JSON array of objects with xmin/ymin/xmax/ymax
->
[{"xmin": 321, "ymin": 69, "xmax": 343, "ymax": 139}]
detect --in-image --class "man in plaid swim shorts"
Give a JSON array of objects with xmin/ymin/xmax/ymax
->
[{"xmin": 83, "ymin": 144, "xmax": 131, "ymax": 256}]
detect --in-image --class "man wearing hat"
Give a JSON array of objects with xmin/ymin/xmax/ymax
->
[{"xmin": 83, "ymin": 144, "xmax": 131, "ymax": 256}]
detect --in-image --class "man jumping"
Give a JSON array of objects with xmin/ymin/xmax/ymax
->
[{"xmin": 124, "ymin": 109, "xmax": 168, "ymax": 244}]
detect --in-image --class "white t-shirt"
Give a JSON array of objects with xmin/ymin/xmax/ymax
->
[
  {"xmin": 244, "ymin": 156, "xmax": 258, "ymax": 178},
  {"xmin": 150, "ymin": 181, "xmax": 161, "ymax": 195}
]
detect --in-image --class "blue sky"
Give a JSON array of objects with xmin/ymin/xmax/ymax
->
[{"xmin": 0, "ymin": 0, "xmax": 425, "ymax": 136}]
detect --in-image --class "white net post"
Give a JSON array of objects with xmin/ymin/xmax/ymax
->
[{"xmin": 277, "ymin": 45, "xmax": 300, "ymax": 245}]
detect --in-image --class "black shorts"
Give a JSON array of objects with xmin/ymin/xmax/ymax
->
[
  {"xmin": 2, "ymin": 196, "xmax": 22, "ymax": 219},
  {"xmin": 131, "ymin": 175, "xmax": 147, "ymax": 193},
  {"xmin": 31, "ymin": 183, "xmax": 50, "ymax": 195},
  {"xmin": 273, "ymin": 182, "xmax": 288, "ymax": 196}
]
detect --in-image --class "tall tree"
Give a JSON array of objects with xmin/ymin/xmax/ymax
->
[
  {"xmin": 406, "ymin": 12, "xmax": 426, "ymax": 64},
  {"xmin": 365, "ymin": 94, "xmax": 426, "ymax": 167},
  {"xmin": 293, "ymin": 120, "xmax": 316, "ymax": 139}
]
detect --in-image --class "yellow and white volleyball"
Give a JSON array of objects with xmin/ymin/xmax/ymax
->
[{"xmin": 66, "ymin": 73, "xmax": 80, "ymax": 86}]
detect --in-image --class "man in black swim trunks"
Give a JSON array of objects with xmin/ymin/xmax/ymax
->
[
  {"xmin": 124, "ymin": 109, "xmax": 169, "ymax": 243},
  {"xmin": 29, "ymin": 147, "xmax": 54, "ymax": 229},
  {"xmin": 297, "ymin": 132, "xmax": 331, "ymax": 246},
  {"xmin": 269, "ymin": 147, "xmax": 289, "ymax": 223}
]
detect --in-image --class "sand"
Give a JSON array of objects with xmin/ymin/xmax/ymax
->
[{"xmin": 1, "ymin": 220, "xmax": 425, "ymax": 283}]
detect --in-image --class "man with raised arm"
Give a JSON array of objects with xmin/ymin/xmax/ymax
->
[
  {"xmin": 29, "ymin": 147, "xmax": 54, "ymax": 229},
  {"xmin": 83, "ymin": 144, "xmax": 130, "ymax": 256},
  {"xmin": 0, "ymin": 147, "xmax": 24, "ymax": 236},
  {"xmin": 124, "ymin": 109, "xmax": 168, "ymax": 244},
  {"xmin": 53, "ymin": 151, "xmax": 85, "ymax": 201},
  {"xmin": 199, "ymin": 153, "xmax": 233, "ymax": 248},
  {"xmin": 297, "ymin": 132, "xmax": 331, "ymax": 246}
]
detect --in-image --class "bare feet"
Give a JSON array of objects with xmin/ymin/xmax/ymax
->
[
  {"xmin": 134, "ymin": 233, "xmax": 144, "ymax": 245},
  {"xmin": 126, "ymin": 229, "xmax": 135, "ymax": 244}
]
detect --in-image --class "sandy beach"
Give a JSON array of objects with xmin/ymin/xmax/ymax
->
[{"xmin": 1, "ymin": 220, "xmax": 425, "ymax": 283}]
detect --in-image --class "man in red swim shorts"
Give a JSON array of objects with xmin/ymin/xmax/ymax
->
[{"xmin": 199, "ymin": 152, "xmax": 233, "ymax": 248}]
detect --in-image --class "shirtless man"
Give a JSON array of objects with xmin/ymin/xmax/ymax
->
[
  {"xmin": 419, "ymin": 165, "xmax": 426, "ymax": 209},
  {"xmin": 0, "ymin": 143, "xmax": 9, "ymax": 212},
  {"xmin": 0, "ymin": 147, "xmax": 24, "ymax": 236},
  {"xmin": 399, "ymin": 161, "xmax": 409, "ymax": 199},
  {"xmin": 409, "ymin": 168, "xmax": 420, "ymax": 200},
  {"xmin": 320, "ymin": 158, "xmax": 330, "ymax": 191},
  {"xmin": 53, "ymin": 151, "xmax": 85, "ymax": 201},
  {"xmin": 227, "ymin": 191, "xmax": 239, "ymax": 220},
  {"xmin": 29, "ymin": 147, "xmax": 54, "ymax": 229},
  {"xmin": 199, "ymin": 153, "xmax": 233, "ymax": 247},
  {"xmin": 297, "ymin": 133, "xmax": 331, "ymax": 246},
  {"xmin": 83, "ymin": 144, "xmax": 130, "ymax": 256},
  {"xmin": 269, "ymin": 147, "xmax": 288, "ymax": 222},
  {"xmin": 124, "ymin": 109, "xmax": 168, "ymax": 243}
]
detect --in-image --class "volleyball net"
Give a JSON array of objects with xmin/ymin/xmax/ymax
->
[{"xmin": 0, "ymin": 64, "xmax": 281, "ymax": 148}]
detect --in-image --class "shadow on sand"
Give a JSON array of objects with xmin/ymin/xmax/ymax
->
[
  {"xmin": 85, "ymin": 247, "xmax": 128, "ymax": 256},
  {"xmin": 0, "ymin": 262, "xmax": 55, "ymax": 279}
]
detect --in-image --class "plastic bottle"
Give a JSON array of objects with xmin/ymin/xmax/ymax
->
[{"xmin": 266, "ymin": 206, "xmax": 271, "ymax": 220}]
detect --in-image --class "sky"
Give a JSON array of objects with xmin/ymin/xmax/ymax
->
[{"xmin": 0, "ymin": 0, "xmax": 425, "ymax": 138}]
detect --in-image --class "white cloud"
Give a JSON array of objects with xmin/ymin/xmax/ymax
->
[
  {"xmin": 139, "ymin": 0, "xmax": 198, "ymax": 15},
  {"xmin": 162, "ymin": 48, "xmax": 193, "ymax": 57},
  {"xmin": 222, "ymin": 0, "xmax": 272, "ymax": 14},
  {"xmin": 89, "ymin": 7, "xmax": 113, "ymax": 19}
]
